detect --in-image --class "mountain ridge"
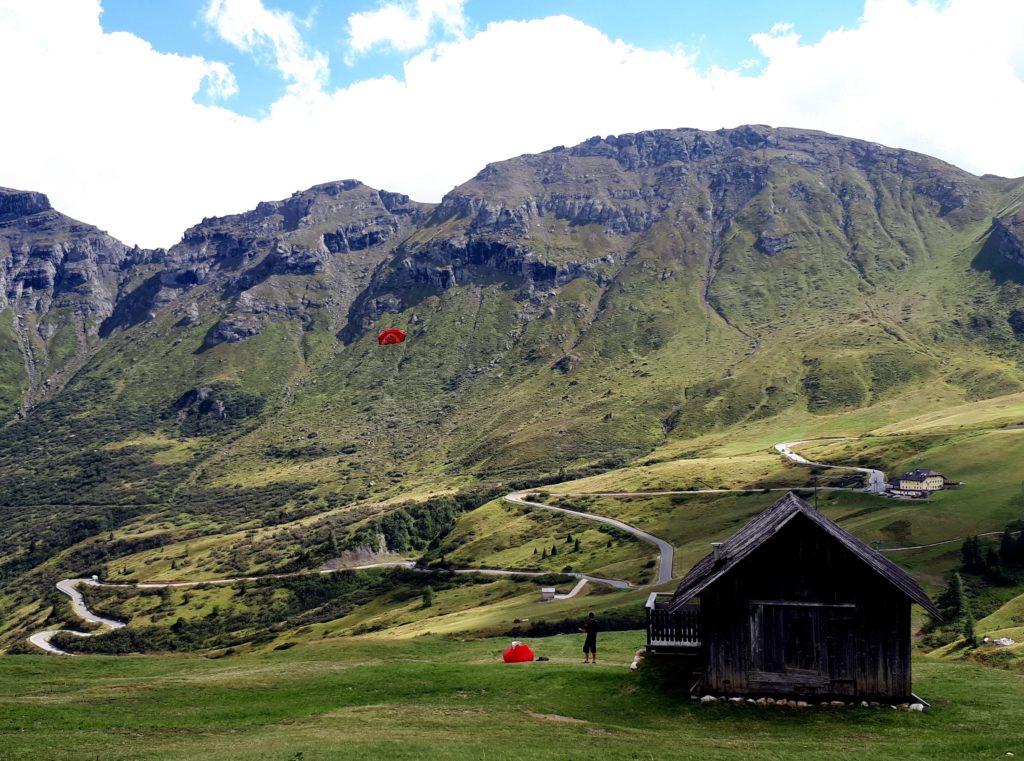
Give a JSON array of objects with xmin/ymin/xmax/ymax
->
[{"xmin": 3, "ymin": 126, "xmax": 1021, "ymax": 405}]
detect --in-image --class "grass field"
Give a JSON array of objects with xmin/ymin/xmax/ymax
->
[
  {"xmin": 2, "ymin": 633, "xmax": 1023, "ymax": 760},
  {"xmin": 5, "ymin": 361, "xmax": 1024, "ymax": 759},
  {"xmin": 929, "ymin": 590, "xmax": 1024, "ymax": 667}
]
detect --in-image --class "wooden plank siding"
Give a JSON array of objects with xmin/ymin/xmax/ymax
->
[{"xmin": 699, "ymin": 514, "xmax": 913, "ymax": 700}]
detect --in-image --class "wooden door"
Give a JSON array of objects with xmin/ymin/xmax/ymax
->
[
  {"xmin": 748, "ymin": 601, "xmax": 856, "ymax": 695},
  {"xmin": 825, "ymin": 607, "xmax": 856, "ymax": 695}
]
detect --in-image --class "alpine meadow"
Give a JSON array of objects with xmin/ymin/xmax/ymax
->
[{"xmin": 3, "ymin": 123, "xmax": 1024, "ymax": 760}]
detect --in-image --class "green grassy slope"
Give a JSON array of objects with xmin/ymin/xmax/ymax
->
[
  {"xmin": 0, "ymin": 308, "xmax": 27, "ymax": 417},
  {"xmin": 104, "ymin": 400, "xmax": 1024, "ymax": 654},
  {"xmin": 428, "ymin": 498, "xmax": 654, "ymax": 584},
  {"xmin": 1, "ymin": 634, "xmax": 1023, "ymax": 760}
]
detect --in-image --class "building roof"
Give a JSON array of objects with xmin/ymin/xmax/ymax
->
[
  {"xmin": 667, "ymin": 492, "xmax": 940, "ymax": 617},
  {"xmin": 898, "ymin": 469, "xmax": 944, "ymax": 480}
]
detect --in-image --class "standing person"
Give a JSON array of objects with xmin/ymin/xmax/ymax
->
[{"xmin": 580, "ymin": 612, "xmax": 599, "ymax": 663}]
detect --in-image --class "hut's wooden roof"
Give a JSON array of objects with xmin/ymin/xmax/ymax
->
[{"xmin": 667, "ymin": 491, "xmax": 940, "ymax": 617}]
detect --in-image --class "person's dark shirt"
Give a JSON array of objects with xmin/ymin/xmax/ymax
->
[{"xmin": 584, "ymin": 619, "xmax": 598, "ymax": 637}]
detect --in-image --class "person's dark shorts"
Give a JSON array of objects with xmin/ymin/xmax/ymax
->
[{"xmin": 583, "ymin": 636, "xmax": 597, "ymax": 654}]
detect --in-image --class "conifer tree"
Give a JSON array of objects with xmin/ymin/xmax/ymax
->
[
  {"xmin": 1001, "ymin": 528, "xmax": 1015, "ymax": 563},
  {"xmin": 574, "ymin": 538, "xmax": 581, "ymax": 552},
  {"xmin": 329, "ymin": 529, "xmax": 340, "ymax": 557},
  {"xmin": 961, "ymin": 536, "xmax": 984, "ymax": 571},
  {"xmin": 949, "ymin": 572, "xmax": 967, "ymax": 618},
  {"xmin": 986, "ymin": 546, "xmax": 1001, "ymax": 570},
  {"xmin": 961, "ymin": 611, "xmax": 977, "ymax": 646}
]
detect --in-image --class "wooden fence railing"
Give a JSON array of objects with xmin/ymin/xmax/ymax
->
[{"xmin": 646, "ymin": 593, "xmax": 700, "ymax": 648}]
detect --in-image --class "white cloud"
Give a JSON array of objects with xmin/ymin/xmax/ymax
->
[
  {"xmin": 346, "ymin": 0, "xmax": 466, "ymax": 57},
  {"xmin": 204, "ymin": 0, "xmax": 328, "ymax": 93},
  {"xmin": 0, "ymin": 0, "xmax": 1022, "ymax": 249},
  {"xmin": 202, "ymin": 61, "xmax": 240, "ymax": 99}
]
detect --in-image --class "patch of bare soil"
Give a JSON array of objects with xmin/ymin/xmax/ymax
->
[{"xmin": 527, "ymin": 712, "xmax": 587, "ymax": 724}]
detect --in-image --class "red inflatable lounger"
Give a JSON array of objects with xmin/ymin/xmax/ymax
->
[{"xmin": 503, "ymin": 642, "xmax": 535, "ymax": 663}]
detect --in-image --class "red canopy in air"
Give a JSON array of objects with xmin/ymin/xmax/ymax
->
[
  {"xmin": 377, "ymin": 328, "xmax": 406, "ymax": 346},
  {"xmin": 502, "ymin": 642, "xmax": 535, "ymax": 663}
]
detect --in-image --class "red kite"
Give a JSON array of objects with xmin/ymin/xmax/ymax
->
[{"xmin": 377, "ymin": 328, "xmax": 406, "ymax": 346}]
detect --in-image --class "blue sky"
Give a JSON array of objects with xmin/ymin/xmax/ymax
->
[{"xmin": 101, "ymin": 0, "xmax": 866, "ymax": 117}]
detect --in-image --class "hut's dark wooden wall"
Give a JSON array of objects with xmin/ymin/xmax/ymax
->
[{"xmin": 699, "ymin": 514, "xmax": 912, "ymax": 699}]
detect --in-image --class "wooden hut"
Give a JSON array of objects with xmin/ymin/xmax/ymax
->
[{"xmin": 647, "ymin": 492, "xmax": 939, "ymax": 701}]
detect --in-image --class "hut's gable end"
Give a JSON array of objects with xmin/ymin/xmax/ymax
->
[
  {"xmin": 699, "ymin": 515, "xmax": 911, "ymax": 698},
  {"xmin": 668, "ymin": 492, "xmax": 939, "ymax": 618}
]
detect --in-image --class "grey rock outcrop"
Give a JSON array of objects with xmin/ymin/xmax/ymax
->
[
  {"xmin": 0, "ymin": 187, "xmax": 142, "ymax": 408},
  {"xmin": 755, "ymin": 232, "xmax": 795, "ymax": 255},
  {"xmin": 113, "ymin": 180, "xmax": 432, "ymax": 348},
  {"xmin": 993, "ymin": 210, "xmax": 1024, "ymax": 267},
  {"xmin": 342, "ymin": 126, "xmax": 996, "ymax": 344}
]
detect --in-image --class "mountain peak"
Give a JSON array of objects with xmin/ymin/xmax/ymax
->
[
  {"xmin": 302, "ymin": 179, "xmax": 367, "ymax": 195},
  {"xmin": 0, "ymin": 187, "xmax": 52, "ymax": 221}
]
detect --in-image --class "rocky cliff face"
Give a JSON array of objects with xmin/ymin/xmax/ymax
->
[
  {"xmin": 0, "ymin": 188, "xmax": 132, "ymax": 312},
  {"xmin": 993, "ymin": 208, "xmax": 1024, "ymax": 267},
  {"xmin": 0, "ymin": 187, "xmax": 143, "ymax": 410},
  {"xmin": 103, "ymin": 180, "xmax": 432, "ymax": 350},
  {"xmin": 0, "ymin": 180, "xmax": 433, "ymax": 413},
  {"xmin": 432, "ymin": 125, "xmax": 985, "ymax": 232},
  {"xmin": 342, "ymin": 126, "xmax": 996, "ymax": 341}
]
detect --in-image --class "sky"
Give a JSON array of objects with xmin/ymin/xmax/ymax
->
[{"xmin": 0, "ymin": 0, "xmax": 1022, "ymax": 248}]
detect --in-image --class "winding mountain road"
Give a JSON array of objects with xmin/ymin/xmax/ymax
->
[
  {"xmin": 24, "ymin": 437, "xmax": 900, "ymax": 655},
  {"xmin": 505, "ymin": 492, "xmax": 675, "ymax": 585},
  {"xmin": 28, "ymin": 579, "xmax": 126, "ymax": 654},
  {"xmin": 775, "ymin": 439, "xmax": 887, "ymax": 493},
  {"xmin": 28, "ymin": 558, "xmax": 634, "ymax": 654}
]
